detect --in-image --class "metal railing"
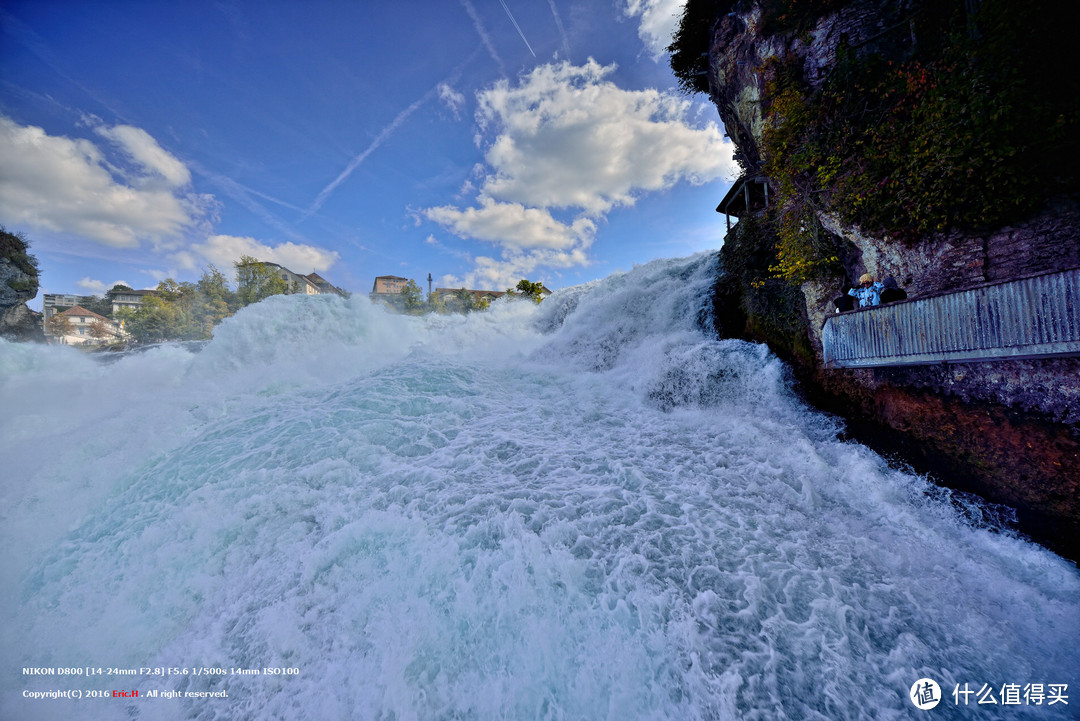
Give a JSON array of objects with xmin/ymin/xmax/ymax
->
[{"xmin": 822, "ymin": 267, "xmax": 1080, "ymax": 368}]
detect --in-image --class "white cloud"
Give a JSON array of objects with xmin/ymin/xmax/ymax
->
[
  {"xmin": 75, "ymin": 277, "xmax": 130, "ymax": 294},
  {"xmin": 438, "ymin": 83, "xmax": 466, "ymax": 119},
  {"xmin": 0, "ymin": 115, "xmax": 205, "ymax": 248},
  {"xmin": 476, "ymin": 59, "xmax": 735, "ymax": 215},
  {"xmin": 621, "ymin": 0, "xmax": 686, "ymax": 58},
  {"xmin": 464, "ymin": 248, "xmax": 585, "ymax": 290},
  {"xmin": 93, "ymin": 123, "xmax": 192, "ymax": 187},
  {"xmin": 186, "ymin": 234, "xmax": 339, "ymax": 275},
  {"xmin": 423, "ymin": 196, "xmax": 595, "ymax": 251},
  {"xmin": 421, "ymin": 59, "xmax": 735, "ymax": 288},
  {"xmin": 143, "ymin": 268, "xmax": 175, "ymax": 283}
]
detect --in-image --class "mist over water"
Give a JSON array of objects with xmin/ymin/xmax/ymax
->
[{"xmin": 2, "ymin": 253, "xmax": 1077, "ymax": 720}]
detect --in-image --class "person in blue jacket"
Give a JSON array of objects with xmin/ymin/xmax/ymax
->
[{"xmin": 848, "ymin": 273, "xmax": 885, "ymax": 307}]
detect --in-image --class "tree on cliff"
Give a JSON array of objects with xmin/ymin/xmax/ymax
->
[
  {"xmin": 79, "ymin": 295, "xmax": 114, "ymax": 318},
  {"xmin": 453, "ymin": 287, "xmax": 477, "ymax": 313},
  {"xmin": 677, "ymin": 0, "xmax": 1080, "ymax": 282},
  {"xmin": 235, "ymin": 256, "xmax": 288, "ymax": 305},
  {"xmin": 116, "ymin": 294, "xmax": 188, "ymax": 343},
  {"xmin": 195, "ymin": 265, "xmax": 236, "ymax": 334},
  {"xmin": 427, "ymin": 290, "xmax": 448, "ymax": 314},
  {"xmin": 668, "ymin": 0, "xmax": 727, "ymax": 94},
  {"xmin": 511, "ymin": 279, "xmax": 545, "ymax": 303},
  {"xmin": 117, "ymin": 268, "xmax": 238, "ymax": 343},
  {"xmin": 401, "ymin": 279, "xmax": 424, "ymax": 314},
  {"xmin": 0, "ymin": 226, "xmax": 39, "ymax": 295},
  {"xmin": 0, "ymin": 226, "xmax": 42, "ymax": 342}
]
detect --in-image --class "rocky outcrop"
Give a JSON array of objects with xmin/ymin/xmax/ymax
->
[
  {"xmin": 702, "ymin": 0, "xmax": 1080, "ymax": 559},
  {"xmin": 709, "ymin": 0, "xmax": 916, "ymax": 171},
  {"xmin": 0, "ymin": 230, "xmax": 43, "ymax": 342}
]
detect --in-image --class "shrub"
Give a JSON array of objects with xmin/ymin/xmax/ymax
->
[{"xmin": 756, "ymin": 0, "xmax": 1079, "ymax": 277}]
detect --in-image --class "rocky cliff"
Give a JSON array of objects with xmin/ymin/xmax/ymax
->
[
  {"xmin": 691, "ymin": 0, "xmax": 1080, "ymax": 558},
  {"xmin": 0, "ymin": 228, "xmax": 43, "ymax": 342}
]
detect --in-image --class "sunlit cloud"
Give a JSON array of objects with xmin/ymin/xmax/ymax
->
[
  {"xmin": 421, "ymin": 59, "xmax": 735, "ymax": 288},
  {"xmin": 142, "ymin": 268, "xmax": 177, "ymax": 283},
  {"xmin": 477, "ymin": 59, "xmax": 734, "ymax": 215},
  {"xmin": 423, "ymin": 196, "xmax": 595, "ymax": 251},
  {"xmin": 75, "ymin": 276, "xmax": 130, "ymax": 294},
  {"xmin": 0, "ymin": 115, "xmax": 207, "ymax": 248},
  {"xmin": 92, "ymin": 122, "xmax": 192, "ymax": 188},
  {"xmin": 621, "ymin": 0, "xmax": 686, "ymax": 58},
  {"xmin": 181, "ymin": 234, "xmax": 340, "ymax": 275},
  {"xmin": 438, "ymin": 83, "xmax": 467, "ymax": 119},
  {"xmin": 464, "ymin": 248, "xmax": 585, "ymax": 290}
]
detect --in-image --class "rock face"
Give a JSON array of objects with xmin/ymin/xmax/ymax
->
[
  {"xmin": 702, "ymin": 0, "xmax": 1080, "ymax": 558},
  {"xmin": 709, "ymin": 0, "xmax": 915, "ymax": 171},
  {"xmin": 0, "ymin": 232, "xmax": 43, "ymax": 343}
]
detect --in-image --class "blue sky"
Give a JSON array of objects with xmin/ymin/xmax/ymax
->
[{"xmin": 0, "ymin": 0, "xmax": 737, "ymax": 305}]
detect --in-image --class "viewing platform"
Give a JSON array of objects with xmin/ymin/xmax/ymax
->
[{"xmin": 822, "ymin": 267, "xmax": 1080, "ymax": 369}]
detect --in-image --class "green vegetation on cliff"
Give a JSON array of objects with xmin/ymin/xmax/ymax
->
[
  {"xmin": 713, "ymin": 214, "xmax": 815, "ymax": 367},
  {"xmin": 673, "ymin": 0, "xmax": 1080, "ymax": 283},
  {"xmin": 1, "ymin": 226, "xmax": 39, "ymax": 295},
  {"xmin": 670, "ymin": 0, "xmax": 846, "ymax": 94}
]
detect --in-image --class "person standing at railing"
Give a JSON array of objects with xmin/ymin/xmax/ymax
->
[{"xmin": 848, "ymin": 273, "xmax": 885, "ymax": 307}]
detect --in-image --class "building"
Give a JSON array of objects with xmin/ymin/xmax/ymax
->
[
  {"xmin": 44, "ymin": 289, "xmax": 159, "ymax": 320},
  {"xmin": 716, "ymin": 175, "xmax": 771, "ymax": 232},
  {"xmin": 303, "ymin": 272, "xmax": 348, "ymax": 297},
  {"xmin": 257, "ymin": 262, "xmax": 320, "ymax": 295},
  {"xmin": 46, "ymin": 305, "xmax": 125, "ymax": 346},
  {"xmin": 371, "ymin": 276, "xmax": 410, "ymax": 296},
  {"xmin": 106, "ymin": 288, "xmax": 159, "ymax": 315},
  {"xmin": 42, "ymin": 294, "xmax": 91, "ymax": 321}
]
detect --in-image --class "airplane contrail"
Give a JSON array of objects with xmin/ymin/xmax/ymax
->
[
  {"xmin": 304, "ymin": 51, "xmax": 479, "ymax": 218},
  {"xmin": 304, "ymin": 91, "xmax": 433, "ymax": 218},
  {"xmin": 547, "ymin": 0, "xmax": 571, "ymax": 59},
  {"xmin": 498, "ymin": 0, "xmax": 535, "ymax": 57},
  {"xmin": 460, "ymin": 0, "xmax": 505, "ymax": 72}
]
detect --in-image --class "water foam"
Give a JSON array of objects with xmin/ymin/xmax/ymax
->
[{"xmin": 3, "ymin": 253, "xmax": 1077, "ymax": 720}]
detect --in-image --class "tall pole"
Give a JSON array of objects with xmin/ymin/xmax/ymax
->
[{"xmin": 427, "ymin": 273, "xmax": 432, "ymax": 299}]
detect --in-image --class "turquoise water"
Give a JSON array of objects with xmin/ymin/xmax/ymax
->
[{"xmin": 2, "ymin": 253, "xmax": 1077, "ymax": 719}]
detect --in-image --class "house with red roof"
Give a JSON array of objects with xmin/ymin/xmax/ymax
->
[{"xmin": 45, "ymin": 305, "xmax": 125, "ymax": 346}]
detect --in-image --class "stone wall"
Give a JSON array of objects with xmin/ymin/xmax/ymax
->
[{"xmin": 820, "ymin": 199, "xmax": 1080, "ymax": 299}]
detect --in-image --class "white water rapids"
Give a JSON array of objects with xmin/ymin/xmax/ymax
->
[{"xmin": 2, "ymin": 253, "xmax": 1077, "ymax": 720}]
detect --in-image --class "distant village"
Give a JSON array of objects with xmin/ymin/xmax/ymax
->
[
  {"xmin": 42, "ymin": 261, "xmax": 347, "ymax": 347},
  {"xmin": 369, "ymin": 275, "xmax": 551, "ymax": 315},
  {"xmin": 42, "ymin": 259, "xmax": 550, "ymax": 348}
]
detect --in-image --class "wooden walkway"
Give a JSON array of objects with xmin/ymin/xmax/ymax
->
[{"xmin": 822, "ymin": 268, "xmax": 1080, "ymax": 368}]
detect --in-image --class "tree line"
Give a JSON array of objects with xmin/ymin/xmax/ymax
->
[{"xmin": 49, "ymin": 256, "xmax": 314, "ymax": 345}]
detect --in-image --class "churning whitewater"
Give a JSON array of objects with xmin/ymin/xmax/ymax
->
[{"xmin": 2, "ymin": 254, "xmax": 1077, "ymax": 720}]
